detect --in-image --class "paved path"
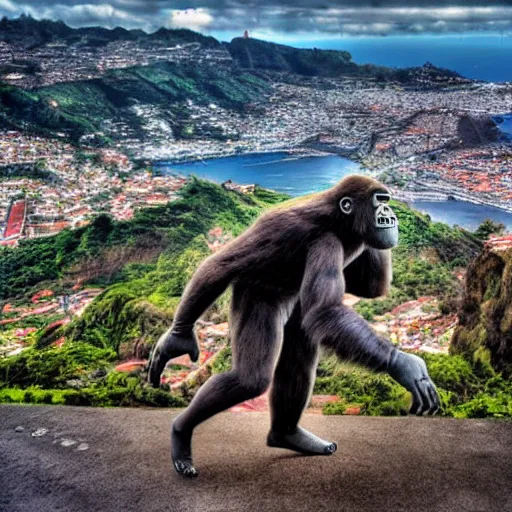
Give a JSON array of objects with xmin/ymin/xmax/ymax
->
[{"xmin": 1, "ymin": 405, "xmax": 511, "ymax": 512}]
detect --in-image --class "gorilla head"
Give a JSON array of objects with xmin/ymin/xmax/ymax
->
[{"xmin": 335, "ymin": 176, "xmax": 399, "ymax": 250}]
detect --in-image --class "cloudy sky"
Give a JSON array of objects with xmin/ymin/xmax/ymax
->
[{"xmin": 1, "ymin": 1, "xmax": 512, "ymax": 41}]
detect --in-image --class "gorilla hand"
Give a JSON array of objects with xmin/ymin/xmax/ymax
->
[
  {"xmin": 148, "ymin": 328, "xmax": 200, "ymax": 388},
  {"xmin": 387, "ymin": 350, "xmax": 440, "ymax": 415}
]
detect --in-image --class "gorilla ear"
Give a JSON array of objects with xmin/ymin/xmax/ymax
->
[{"xmin": 339, "ymin": 197, "xmax": 354, "ymax": 215}]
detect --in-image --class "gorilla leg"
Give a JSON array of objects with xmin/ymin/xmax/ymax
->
[
  {"xmin": 267, "ymin": 303, "xmax": 337, "ymax": 456},
  {"xmin": 171, "ymin": 284, "xmax": 287, "ymax": 477}
]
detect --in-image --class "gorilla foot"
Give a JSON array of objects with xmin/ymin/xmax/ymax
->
[
  {"xmin": 172, "ymin": 425, "xmax": 198, "ymax": 477},
  {"xmin": 148, "ymin": 329, "xmax": 199, "ymax": 388},
  {"xmin": 267, "ymin": 426, "xmax": 337, "ymax": 455},
  {"xmin": 173, "ymin": 458, "xmax": 198, "ymax": 478}
]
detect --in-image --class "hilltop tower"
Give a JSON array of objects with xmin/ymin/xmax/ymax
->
[{"xmin": 244, "ymin": 30, "xmax": 249, "ymax": 39}]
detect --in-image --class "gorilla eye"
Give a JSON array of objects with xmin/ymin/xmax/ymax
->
[
  {"xmin": 339, "ymin": 197, "xmax": 354, "ymax": 215},
  {"xmin": 372, "ymin": 192, "xmax": 391, "ymax": 208}
]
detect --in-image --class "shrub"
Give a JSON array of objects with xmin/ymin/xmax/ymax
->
[
  {"xmin": 0, "ymin": 381, "xmax": 186, "ymax": 408},
  {"xmin": 211, "ymin": 345, "xmax": 232, "ymax": 374},
  {"xmin": 314, "ymin": 352, "xmax": 512, "ymax": 419},
  {"xmin": 0, "ymin": 343, "xmax": 116, "ymax": 388},
  {"xmin": 322, "ymin": 401, "xmax": 347, "ymax": 415},
  {"xmin": 451, "ymin": 393, "xmax": 512, "ymax": 419}
]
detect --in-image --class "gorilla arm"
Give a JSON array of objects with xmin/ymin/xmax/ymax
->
[
  {"xmin": 171, "ymin": 252, "xmax": 235, "ymax": 335},
  {"xmin": 300, "ymin": 233, "xmax": 440, "ymax": 415},
  {"xmin": 148, "ymin": 251, "xmax": 235, "ymax": 387},
  {"xmin": 300, "ymin": 234, "xmax": 394, "ymax": 370}
]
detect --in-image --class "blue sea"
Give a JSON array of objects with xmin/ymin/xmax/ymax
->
[
  {"xmin": 155, "ymin": 152, "xmax": 512, "ymax": 231},
  {"xmin": 494, "ymin": 114, "xmax": 512, "ymax": 139},
  {"xmin": 155, "ymin": 153, "xmax": 359, "ymax": 196}
]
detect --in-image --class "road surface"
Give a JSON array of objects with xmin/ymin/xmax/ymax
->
[{"xmin": 1, "ymin": 405, "xmax": 511, "ymax": 512}]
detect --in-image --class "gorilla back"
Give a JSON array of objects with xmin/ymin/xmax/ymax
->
[{"xmin": 147, "ymin": 174, "xmax": 440, "ymax": 478}]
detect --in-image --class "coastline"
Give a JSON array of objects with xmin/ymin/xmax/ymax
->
[
  {"xmin": 151, "ymin": 145, "xmax": 512, "ymax": 214},
  {"xmin": 149, "ymin": 146, "xmax": 328, "ymax": 167},
  {"xmin": 152, "ymin": 147, "xmax": 512, "ymax": 215},
  {"xmin": 394, "ymin": 190, "xmax": 512, "ymax": 214}
]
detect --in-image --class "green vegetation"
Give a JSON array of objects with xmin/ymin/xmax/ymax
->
[
  {"xmin": 0, "ymin": 384, "xmax": 186, "ymax": 407},
  {"xmin": 0, "ymin": 343, "xmax": 185, "ymax": 407},
  {"xmin": 354, "ymin": 201, "xmax": 480, "ymax": 321},
  {"xmin": 391, "ymin": 201, "xmax": 481, "ymax": 265},
  {"xmin": 315, "ymin": 353, "xmax": 512, "ymax": 419},
  {"xmin": 2, "ymin": 179, "xmax": 509, "ymax": 417},
  {"xmin": 474, "ymin": 218, "xmax": 506, "ymax": 240},
  {"xmin": 0, "ymin": 62, "xmax": 270, "ymax": 143},
  {"xmin": 0, "ymin": 343, "xmax": 115, "ymax": 388}
]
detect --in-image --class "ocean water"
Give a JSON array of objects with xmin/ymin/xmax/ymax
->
[
  {"xmin": 494, "ymin": 114, "xmax": 512, "ymax": 139},
  {"xmin": 155, "ymin": 152, "xmax": 360, "ymax": 196},
  {"xmin": 155, "ymin": 152, "xmax": 512, "ymax": 231},
  {"xmin": 282, "ymin": 34, "xmax": 512, "ymax": 83},
  {"xmin": 412, "ymin": 200, "xmax": 512, "ymax": 231}
]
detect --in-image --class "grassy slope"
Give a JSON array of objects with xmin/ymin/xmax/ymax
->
[{"xmin": 2, "ymin": 179, "xmax": 508, "ymax": 417}]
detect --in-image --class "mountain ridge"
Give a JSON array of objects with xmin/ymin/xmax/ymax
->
[
  {"xmin": 0, "ymin": 15, "xmax": 467, "ymax": 81},
  {"xmin": 0, "ymin": 16, "xmax": 470, "ymax": 146},
  {"xmin": 0, "ymin": 14, "xmax": 221, "ymax": 49}
]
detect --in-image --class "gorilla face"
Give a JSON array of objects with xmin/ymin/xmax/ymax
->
[
  {"xmin": 339, "ymin": 191, "xmax": 399, "ymax": 250},
  {"xmin": 370, "ymin": 192, "xmax": 399, "ymax": 249}
]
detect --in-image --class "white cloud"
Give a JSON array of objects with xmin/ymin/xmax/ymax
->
[
  {"xmin": 3, "ymin": 2, "xmax": 512, "ymax": 38},
  {"xmin": 0, "ymin": 0, "xmax": 16, "ymax": 13},
  {"xmin": 169, "ymin": 8, "xmax": 213, "ymax": 32}
]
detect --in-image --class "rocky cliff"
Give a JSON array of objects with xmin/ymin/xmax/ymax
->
[{"xmin": 452, "ymin": 245, "xmax": 512, "ymax": 377}]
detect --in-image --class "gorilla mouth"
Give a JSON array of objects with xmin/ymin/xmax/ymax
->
[
  {"xmin": 375, "ymin": 202, "xmax": 398, "ymax": 229},
  {"xmin": 376, "ymin": 215, "xmax": 397, "ymax": 228}
]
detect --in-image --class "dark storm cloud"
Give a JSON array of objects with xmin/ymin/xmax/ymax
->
[{"xmin": 2, "ymin": 1, "xmax": 512, "ymax": 36}]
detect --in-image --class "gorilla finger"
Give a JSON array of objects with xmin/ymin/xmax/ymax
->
[
  {"xmin": 409, "ymin": 386, "xmax": 424, "ymax": 415},
  {"xmin": 427, "ymin": 383, "xmax": 441, "ymax": 415},
  {"xmin": 148, "ymin": 349, "xmax": 167, "ymax": 388},
  {"xmin": 419, "ymin": 380, "xmax": 438, "ymax": 415},
  {"xmin": 415, "ymin": 381, "xmax": 431, "ymax": 416},
  {"xmin": 421, "ymin": 384, "xmax": 437, "ymax": 415}
]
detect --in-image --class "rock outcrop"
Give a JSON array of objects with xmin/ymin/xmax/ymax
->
[{"xmin": 451, "ymin": 245, "xmax": 512, "ymax": 377}]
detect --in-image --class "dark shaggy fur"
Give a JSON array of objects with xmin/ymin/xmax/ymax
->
[{"xmin": 156, "ymin": 175, "xmax": 401, "ymax": 477}]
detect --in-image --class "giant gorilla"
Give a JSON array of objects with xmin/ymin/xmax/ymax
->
[{"xmin": 148, "ymin": 175, "xmax": 440, "ymax": 477}]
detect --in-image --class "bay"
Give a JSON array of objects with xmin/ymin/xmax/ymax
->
[
  {"xmin": 155, "ymin": 152, "xmax": 512, "ymax": 231},
  {"xmin": 154, "ymin": 152, "xmax": 359, "ymax": 197}
]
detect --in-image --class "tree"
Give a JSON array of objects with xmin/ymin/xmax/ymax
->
[{"xmin": 474, "ymin": 219, "xmax": 506, "ymax": 240}]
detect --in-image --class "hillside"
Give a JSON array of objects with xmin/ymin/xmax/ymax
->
[
  {"xmin": 0, "ymin": 62, "xmax": 271, "ymax": 143},
  {"xmin": 226, "ymin": 37, "xmax": 356, "ymax": 76},
  {"xmin": 0, "ymin": 17, "xmax": 471, "ymax": 145},
  {"xmin": 3, "ymin": 178, "xmax": 509, "ymax": 419}
]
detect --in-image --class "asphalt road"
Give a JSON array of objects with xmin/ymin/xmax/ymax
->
[{"xmin": 1, "ymin": 405, "xmax": 511, "ymax": 512}]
